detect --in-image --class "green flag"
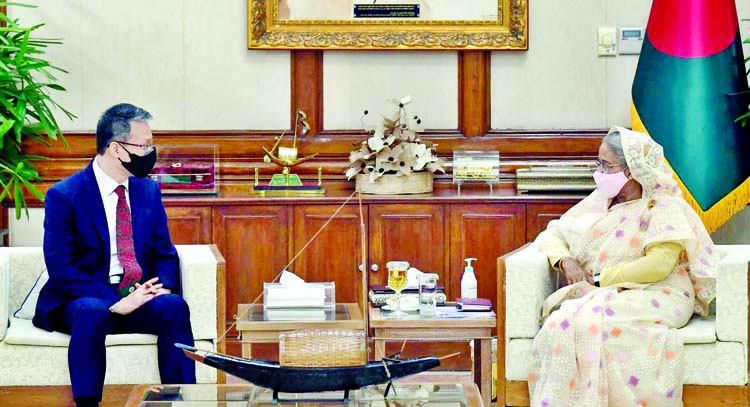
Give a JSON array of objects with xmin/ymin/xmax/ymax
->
[{"xmin": 631, "ymin": 0, "xmax": 750, "ymax": 232}]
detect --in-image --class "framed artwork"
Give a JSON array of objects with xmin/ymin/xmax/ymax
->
[{"xmin": 247, "ymin": 0, "xmax": 528, "ymax": 50}]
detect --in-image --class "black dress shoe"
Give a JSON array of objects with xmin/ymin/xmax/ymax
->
[{"xmin": 74, "ymin": 396, "xmax": 99, "ymax": 407}]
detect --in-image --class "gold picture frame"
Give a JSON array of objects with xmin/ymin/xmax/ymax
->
[{"xmin": 247, "ymin": 0, "xmax": 528, "ymax": 50}]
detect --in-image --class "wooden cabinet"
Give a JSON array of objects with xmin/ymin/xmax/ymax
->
[
  {"xmin": 1, "ymin": 190, "xmax": 583, "ymax": 359},
  {"xmin": 213, "ymin": 205, "xmax": 290, "ymax": 330},
  {"xmin": 185, "ymin": 192, "xmax": 583, "ymax": 354},
  {"xmin": 448, "ymin": 204, "xmax": 525, "ymax": 312},
  {"xmin": 368, "ymin": 204, "xmax": 445, "ymax": 287},
  {"xmin": 526, "ymin": 203, "xmax": 576, "ymax": 241},
  {"xmin": 292, "ymin": 205, "xmax": 366, "ymax": 304},
  {"xmin": 165, "ymin": 206, "xmax": 212, "ymax": 244}
]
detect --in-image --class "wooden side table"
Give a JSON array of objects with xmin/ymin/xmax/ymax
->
[
  {"xmin": 236, "ymin": 303, "xmax": 365, "ymax": 358},
  {"xmin": 369, "ymin": 304, "xmax": 495, "ymax": 407}
]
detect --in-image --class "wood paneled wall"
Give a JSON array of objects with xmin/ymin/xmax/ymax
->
[
  {"xmin": 22, "ymin": 50, "xmax": 603, "ymax": 193},
  {"xmin": 27, "ymin": 129, "xmax": 604, "ymax": 196}
]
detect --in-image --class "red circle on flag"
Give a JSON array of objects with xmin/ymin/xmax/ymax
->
[{"xmin": 647, "ymin": 0, "xmax": 737, "ymax": 58}]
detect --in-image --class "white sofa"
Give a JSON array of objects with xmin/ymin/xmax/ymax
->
[
  {"xmin": 497, "ymin": 244, "xmax": 750, "ymax": 406},
  {"xmin": 0, "ymin": 244, "xmax": 225, "ymax": 386}
]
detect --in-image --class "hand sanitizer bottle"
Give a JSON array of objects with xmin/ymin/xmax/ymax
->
[{"xmin": 461, "ymin": 258, "xmax": 478, "ymax": 299}]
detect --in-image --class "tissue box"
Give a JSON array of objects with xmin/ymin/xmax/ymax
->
[{"xmin": 263, "ymin": 282, "xmax": 335, "ymax": 309}]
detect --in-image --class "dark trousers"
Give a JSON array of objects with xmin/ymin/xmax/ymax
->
[{"xmin": 51, "ymin": 294, "xmax": 196, "ymax": 401}]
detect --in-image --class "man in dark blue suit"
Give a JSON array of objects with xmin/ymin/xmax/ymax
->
[{"xmin": 33, "ymin": 103, "xmax": 196, "ymax": 407}]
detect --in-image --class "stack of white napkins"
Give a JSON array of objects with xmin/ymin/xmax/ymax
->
[{"xmin": 264, "ymin": 271, "xmax": 327, "ymax": 308}]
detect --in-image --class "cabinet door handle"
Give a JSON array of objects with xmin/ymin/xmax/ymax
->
[{"xmin": 358, "ymin": 263, "xmax": 379, "ymax": 272}]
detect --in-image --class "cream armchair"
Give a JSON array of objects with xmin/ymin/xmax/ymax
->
[
  {"xmin": 0, "ymin": 244, "xmax": 226, "ymax": 386},
  {"xmin": 497, "ymin": 243, "xmax": 750, "ymax": 407}
]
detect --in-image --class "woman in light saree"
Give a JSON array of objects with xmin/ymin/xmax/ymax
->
[{"xmin": 529, "ymin": 126, "xmax": 717, "ymax": 407}]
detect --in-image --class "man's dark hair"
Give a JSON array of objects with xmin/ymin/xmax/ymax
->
[{"xmin": 96, "ymin": 103, "xmax": 152, "ymax": 155}]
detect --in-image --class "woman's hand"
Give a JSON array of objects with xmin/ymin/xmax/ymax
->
[{"xmin": 560, "ymin": 257, "xmax": 593, "ymax": 285}]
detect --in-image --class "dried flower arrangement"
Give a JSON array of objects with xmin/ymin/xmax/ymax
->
[{"xmin": 345, "ymin": 96, "xmax": 445, "ymax": 183}]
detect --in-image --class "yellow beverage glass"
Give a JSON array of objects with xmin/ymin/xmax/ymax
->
[{"xmin": 386, "ymin": 261, "xmax": 409, "ymax": 317}]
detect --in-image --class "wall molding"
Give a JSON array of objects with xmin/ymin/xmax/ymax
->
[{"xmin": 27, "ymin": 129, "xmax": 605, "ymax": 187}]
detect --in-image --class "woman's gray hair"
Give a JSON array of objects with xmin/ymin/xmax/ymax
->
[{"xmin": 603, "ymin": 130, "xmax": 627, "ymax": 169}]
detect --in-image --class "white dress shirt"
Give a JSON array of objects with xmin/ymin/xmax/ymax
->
[{"xmin": 92, "ymin": 156, "xmax": 130, "ymax": 283}]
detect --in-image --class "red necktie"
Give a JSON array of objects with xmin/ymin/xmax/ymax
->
[{"xmin": 115, "ymin": 185, "xmax": 142, "ymax": 296}]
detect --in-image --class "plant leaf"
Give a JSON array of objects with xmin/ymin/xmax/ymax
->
[{"xmin": 0, "ymin": 2, "xmax": 74, "ymax": 216}]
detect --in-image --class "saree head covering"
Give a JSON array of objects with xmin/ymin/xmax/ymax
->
[{"xmin": 617, "ymin": 125, "xmax": 717, "ymax": 314}]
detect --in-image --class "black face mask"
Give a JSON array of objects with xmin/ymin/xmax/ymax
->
[{"xmin": 117, "ymin": 143, "xmax": 157, "ymax": 178}]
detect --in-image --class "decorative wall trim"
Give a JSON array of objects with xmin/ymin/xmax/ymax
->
[
  {"xmin": 26, "ymin": 129, "xmax": 605, "ymax": 186},
  {"xmin": 28, "ymin": 129, "xmax": 604, "ymax": 158}
]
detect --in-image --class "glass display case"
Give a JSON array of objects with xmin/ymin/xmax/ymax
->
[
  {"xmin": 148, "ymin": 144, "xmax": 218, "ymax": 195},
  {"xmin": 452, "ymin": 151, "xmax": 500, "ymax": 194}
]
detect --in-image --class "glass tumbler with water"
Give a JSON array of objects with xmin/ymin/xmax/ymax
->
[{"xmin": 419, "ymin": 273, "xmax": 439, "ymax": 317}]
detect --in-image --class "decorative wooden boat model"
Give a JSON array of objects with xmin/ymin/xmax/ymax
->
[{"xmin": 176, "ymin": 343, "xmax": 440, "ymax": 401}]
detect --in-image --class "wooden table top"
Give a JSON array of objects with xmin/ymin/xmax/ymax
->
[{"xmin": 369, "ymin": 303, "xmax": 496, "ymax": 329}]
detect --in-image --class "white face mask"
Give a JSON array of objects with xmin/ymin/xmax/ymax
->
[{"xmin": 593, "ymin": 170, "xmax": 629, "ymax": 198}]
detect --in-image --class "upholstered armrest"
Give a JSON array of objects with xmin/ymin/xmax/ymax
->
[
  {"xmin": 0, "ymin": 249, "xmax": 8, "ymax": 341},
  {"xmin": 714, "ymin": 245, "xmax": 750, "ymax": 343},
  {"xmin": 501, "ymin": 243, "xmax": 556, "ymax": 340},
  {"xmin": 176, "ymin": 245, "xmax": 222, "ymax": 342}
]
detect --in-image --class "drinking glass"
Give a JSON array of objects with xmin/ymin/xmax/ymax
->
[
  {"xmin": 386, "ymin": 261, "xmax": 409, "ymax": 318},
  {"xmin": 419, "ymin": 273, "xmax": 439, "ymax": 317}
]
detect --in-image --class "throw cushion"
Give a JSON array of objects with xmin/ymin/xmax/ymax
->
[{"xmin": 13, "ymin": 267, "xmax": 48, "ymax": 320}]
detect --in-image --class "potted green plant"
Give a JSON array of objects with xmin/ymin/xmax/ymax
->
[{"xmin": 0, "ymin": 2, "xmax": 75, "ymax": 219}]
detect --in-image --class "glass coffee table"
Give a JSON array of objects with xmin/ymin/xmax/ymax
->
[{"xmin": 124, "ymin": 382, "xmax": 484, "ymax": 407}]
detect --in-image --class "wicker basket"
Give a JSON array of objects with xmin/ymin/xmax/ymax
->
[
  {"xmin": 279, "ymin": 329, "xmax": 366, "ymax": 367},
  {"xmin": 356, "ymin": 172, "xmax": 433, "ymax": 194}
]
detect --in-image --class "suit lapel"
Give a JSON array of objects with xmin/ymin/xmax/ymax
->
[{"xmin": 80, "ymin": 161, "xmax": 110, "ymax": 262}]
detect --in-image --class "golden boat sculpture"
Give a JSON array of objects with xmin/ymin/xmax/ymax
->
[
  {"xmin": 262, "ymin": 139, "xmax": 318, "ymax": 169},
  {"xmin": 255, "ymin": 109, "xmax": 322, "ymax": 191},
  {"xmin": 262, "ymin": 109, "xmax": 318, "ymax": 169}
]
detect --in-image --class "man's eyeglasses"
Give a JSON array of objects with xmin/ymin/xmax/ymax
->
[
  {"xmin": 116, "ymin": 141, "xmax": 154, "ymax": 151},
  {"xmin": 594, "ymin": 159, "xmax": 624, "ymax": 173}
]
